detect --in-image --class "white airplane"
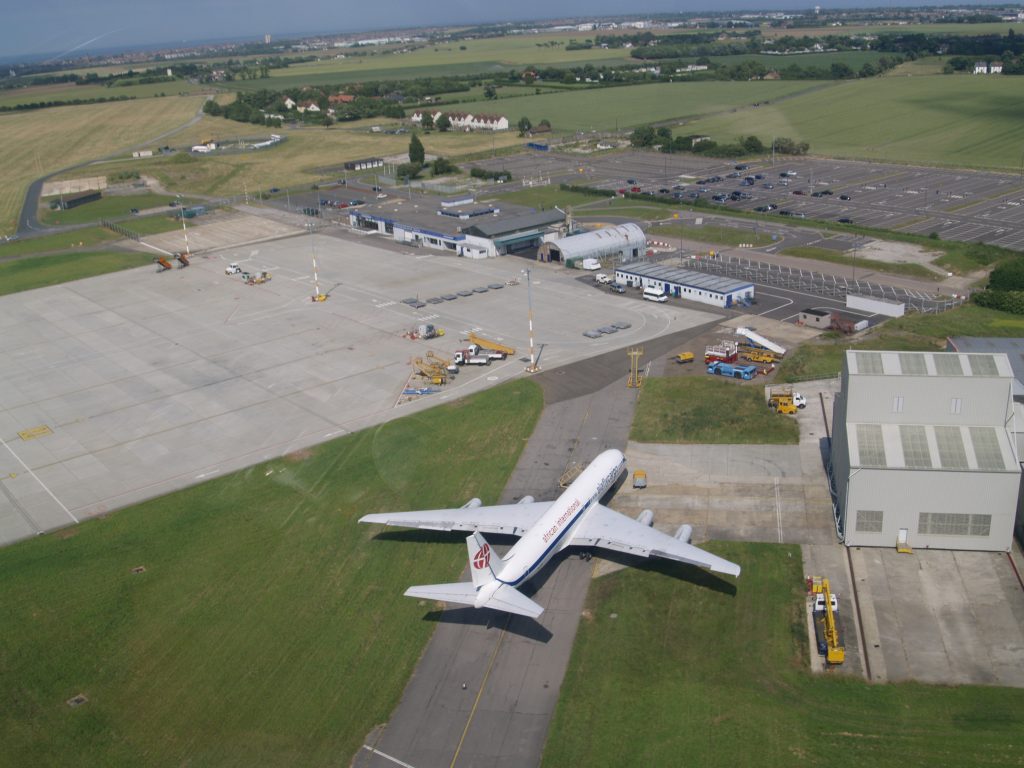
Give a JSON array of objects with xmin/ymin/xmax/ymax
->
[{"xmin": 359, "ymin": 448, "xmax": 740, "ymax": 618}]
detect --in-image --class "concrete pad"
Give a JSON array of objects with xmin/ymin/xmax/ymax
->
[{"xmin": 0, "ymin": 232, "xmax": 719, "ymax": 546}]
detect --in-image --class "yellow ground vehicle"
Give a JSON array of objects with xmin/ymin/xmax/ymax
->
[
  {"xmin": 744, "ymin": 349, "xmax": 777, "ymax": 364},
  {"xmin": 632, "ymin": 470, "xmax": 647, "ymax": 489},
  {"xmin": 673, "ymin": 352, "xmax": 695, "ymax": 364}
]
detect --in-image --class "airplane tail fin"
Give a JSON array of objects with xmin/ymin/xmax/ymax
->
[
  {"xmin": 467, "ymin": 531, "xmax": 501, "ymax": 588},
  {"xmin": 405, "ymin": 532, "xmax": 542, "ymax": 617}
]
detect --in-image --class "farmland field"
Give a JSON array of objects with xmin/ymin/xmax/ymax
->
[
  {"xmin": 708, "ymin": 50, "xmax": 889, "ymax": 69},
  {"xmin": 680, "ymin": 74, "xmax": 1024, "ymax": 171},
  {"xmin": 450, "ymin": 80, "xmax": 824, "ymax": 133},
  {"xmin": 0, "ymin": 379, "xmax": 543, "ymax": 767},
  {"xmin": 38, "ymin": 193, "xmax": 179, "ymax": 226},
  {"xmin": 0, "ymin": 95, "xmax": 205, "ymax": 236},
  {"xmin": 544, "ymin": 542, "xmax": 1024, "ymax": 768}
]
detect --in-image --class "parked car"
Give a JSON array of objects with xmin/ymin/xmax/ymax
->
[
  {"xmin": 839, "ymin": 194, "xmax": 851, "ymax": 201},
  {"xmin": 609, "ymin": 283, "xmax": 626, "ymax": 294}
]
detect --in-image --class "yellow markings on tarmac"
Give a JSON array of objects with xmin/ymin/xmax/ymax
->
[
  {"xmin": 449, "ymin": 616, "xmax": 511, "ymax": 768},
  {"xmin": 18, "ymin": 425, "xmax": 52, "ymax": 441}
]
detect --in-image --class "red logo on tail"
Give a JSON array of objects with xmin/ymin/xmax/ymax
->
[{"xmin": 472, "ymin": 543, "xmax": 490, "ymax": 570}]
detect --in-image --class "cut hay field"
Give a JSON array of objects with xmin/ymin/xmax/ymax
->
[
  {"xmin": 0, "ymin": 379, "xmax": 543, "ymax": 767},
  {"xmin": 451, "ymin": 80, "xmax": 823, "ymax": 133},
  {"xmin": 544, "ymin": 542, "xmax": 1024, "ymax": 767},
  {"xmin": 0, "ymin": 81, "xmax": 208, "ymax": 108},
  {"xmin": 0, "ymin": 95, "xmax": 205, "ymax": 236},
  {"xmin": 680, "ymin": 74, "xmax": 1024, "ymax": 171}
]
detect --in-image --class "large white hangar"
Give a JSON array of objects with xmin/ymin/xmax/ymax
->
[
  {"xmin": 613, "ymin": 262, "xmax": 754, "ymax": 309},
  {"xmin": 538, "ymin": 223, "xmax": 647, "ymax": 267},
  {"xmin": 830, "ymin": 350, "xmax": 1020, "ymax": 552}
]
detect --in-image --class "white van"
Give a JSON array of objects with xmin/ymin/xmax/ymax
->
[
  {"xmin": 581, "ymin": 258, "xmax": 601, "ymax": 271},
  {"xmin": 643, "ymin": 285, "xmax": 668, "ymax": 303}
]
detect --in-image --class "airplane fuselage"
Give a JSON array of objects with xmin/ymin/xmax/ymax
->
[{"xmin": 494, "ymin": 448, "xmax": 626, "ymax": 588}]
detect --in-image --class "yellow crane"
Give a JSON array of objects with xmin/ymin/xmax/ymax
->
[
  {"xmin": 467, "ymin": 332, "xmax": 515, "ymax": 356},
  {"xmin": 412, "ymin": 358, "xmax": 447, "ymax": 386},
  {"xmin": 822, "ymin": 578, "xmax": 845, "ymax": 665}
]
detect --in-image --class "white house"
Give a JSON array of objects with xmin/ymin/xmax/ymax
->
[
  {"xmin": 990, "ymin": 62, "xmax": 1003, "ymax": 74},
  {"xmin": 283, "ymin": 97, "xmax": 296, "ymax": 110},
  {"xmin": 297, "ymin": 101, "xmax": 320, "ymax": 113}
]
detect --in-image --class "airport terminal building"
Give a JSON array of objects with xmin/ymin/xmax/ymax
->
[
  {"xmin": 830, "ymin": 350, "xmax": 1019, "ymax": 552},
  {"xmin": 348, "ymin": 199, "xmax": 564, "ymax": 258},
  {"xmin": 613, "ymin": 262, "xmax": 754, "ymax": 309}
]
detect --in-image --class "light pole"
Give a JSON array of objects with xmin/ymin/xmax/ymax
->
[
  {"xmin": 177, "ymin": 194, "xmax": 191, "ymax": 256},
  {"xmin": 309, "ymin": 222, "xmax": 326, "ymax": 302},
  {"xmin": 522, "ymin": 266, "xmax": 539, "ymax": 373}
]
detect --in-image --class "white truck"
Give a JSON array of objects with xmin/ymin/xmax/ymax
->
[
  {"xmin": 225, "ymin": 263, "xmax": 242, "ymax": 275},
  {"xmin": 454, "ymin": 350, "xmax": 491, "ymax": 365},
  {"xmin": 595, "ymin": 273, "xmax": 611, "ymax": 284},
  {"xmin": 581, "ymin": 258, "xmax": 601, "ymax": 271},
  {"xmin": 467, "ymin": 344, "xmax": 506, "ymax": 361}
]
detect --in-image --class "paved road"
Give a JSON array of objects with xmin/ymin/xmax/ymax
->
[{"xmin": 355, "ymin": 323, "xmax": 720, "ymax": 768}]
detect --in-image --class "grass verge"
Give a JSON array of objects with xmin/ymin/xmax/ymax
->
[
  {"xmin": 652, "ymin": 222, "xmax": 775, "ymax": 249},
  {"xmin": 779, "ymin": 244, "xmax": 937, "ymax": 280},
  {"xmin": 631, "ymin": 377, "xmax": 798, "ymax": 444},
  {"xmin": 38, "ymin": 194, "xmax": 179, "ymax": 226},
  {"xmin": 543, "ymin": 542, "xmax": 1024, "ymax": 767},
  {"xmin": 0, "ymin": 250, "xmax": 161, "ymax": 296},
  {"xmin": 0, "ymin": 378, "xmax": 543, "ymax": 767}
]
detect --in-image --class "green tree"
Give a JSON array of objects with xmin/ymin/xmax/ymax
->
[
  {"xmin": 988, "ymin": 260, "xmax": 1024, "ymax": 291},
  {"xmin": 436, "ymin": 113, "xmax": 451, "ymax": 132},
  {"xmin": 517, "ymin": 116, "xmax": 532, "ymax": 136},
  {"xmin": 630, "ymin": 125, "xmax": 656, "ymax": 148},
  {"xmin": 408, "ymin": 132, "xmax": 425, "ymax": 164},
  {"xmin": 483, "ymin": 85, "xmax": 497, "ymax": 99},
  {"xmin": 396, "ymin": 162, "xmax": 422, "ymax": 180},
  {"xmin": 431, "ymin": 157, "xmax": 459, "ymax": 176},
  {"xmin": 741, "ymin": 135, "xmax": 764, "ymax": 153},
  {"xmin": 421, "ymin": 112, "xmax": 434, "ymax": 131}
]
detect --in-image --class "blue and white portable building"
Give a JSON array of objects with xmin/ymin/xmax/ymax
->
[{"xmin": 613, "ymin": 262, "xmax": 754, "ymax": 309}]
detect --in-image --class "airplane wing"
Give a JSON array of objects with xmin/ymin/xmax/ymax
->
[
  {"xmin": 359, "ymin": 501, "xmax": 551, "ymax": 537},
  {"xmin": 569, "ymin": 504, "xmax": 741, "ymax": 577}
]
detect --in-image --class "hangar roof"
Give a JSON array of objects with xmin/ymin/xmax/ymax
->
[
  {"xmin": 547, "ymin": 223, "xmax": 646, "ymax": 260},
  {"xmin": 845, "ymin": 350, "xmax": 1013, "ymax": 378},
  {"xmin": 615, "ymin": 262, "xmax": 753, "ymax": 294}
]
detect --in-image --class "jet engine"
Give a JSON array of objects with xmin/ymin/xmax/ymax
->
[
  {"xmin": 636, "ymin": 509, "xmax": 654, "ymax": 526},
  {"xmin": 517, "ymin": 495, "xmax": 535, "ymax": 504},
  {"xmin": 461, "ymin": 498, "xmax": 482, "ymax": 509},
  {"xmin": 674, "ymin": 524, "xmax": 693, "ymax": 543}
]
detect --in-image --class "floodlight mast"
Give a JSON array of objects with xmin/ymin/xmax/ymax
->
[{"xmin": 523, "ymin": 267, "xmax": 539, "ymax": 373}]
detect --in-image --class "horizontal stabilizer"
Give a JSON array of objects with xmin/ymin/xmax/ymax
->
[{"xmin": 404, "ymin": 582, "xmax": 543, "ymax": 618}]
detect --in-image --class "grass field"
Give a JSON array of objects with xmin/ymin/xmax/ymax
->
[
  {"xmin": 0, "ymin": 250, "xmax": 155, "ymax": 296},
  {"xmin": 87, "ymin": 121, "xmax": 528, "ymax": 198},
  {"xmin": 680, "ymin": 75, "xmax": 1024, "ymax": 171},
  {"xmin": 543, "ymin": 541, "xmax": 1024, "ymax": 767},
  {"xmin": 0, "ymin": 379, "xmax": 543, "ymax": 766},
  {"xmin": 38, "ymin": 193, "xmax": 179, "ymax": 226},
  {"xmin": 631, "ymin": 377, "xmax": 799, "ymax": 444},
  {"xmin": 710, "ymin": 51, "xmax": 889, "ymax": 69},
  {"xmin": 0, "ymin": 95, "xmax": 205, "ymax": 237},
  {"xmin": 650, "ymin": 222, "xmax": 776, "ymax": 249}
]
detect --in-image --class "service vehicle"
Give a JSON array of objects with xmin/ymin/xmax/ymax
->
[
  {"xmin": 225, "ymin": 263, "xmax": 242, "ymax": 275},
  {"xmin": 673, "ymin": 352, "xmax": 695, "ymax": 364},
  {"xmin": 595, "ymin": 273, "xmax": 611, "ymax": 284},
  {"xmin": 632, "ymin": 470, "xmax": 648, "ymax": 489},
  {"xmin": 453, "ymin": 350, "xmax": 491, "ymax": 365},
  {"xmin": 642, "ymin": 286, "xmax": 668, "ymax": 302},
  {"xmin": 706, "ymin": 361, "xmax": 758, "ymax": 380}
]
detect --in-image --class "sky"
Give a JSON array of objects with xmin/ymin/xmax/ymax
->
[{"xmin": 1, "ymin": 0, "xmax": 1002, "ymax": 61}]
